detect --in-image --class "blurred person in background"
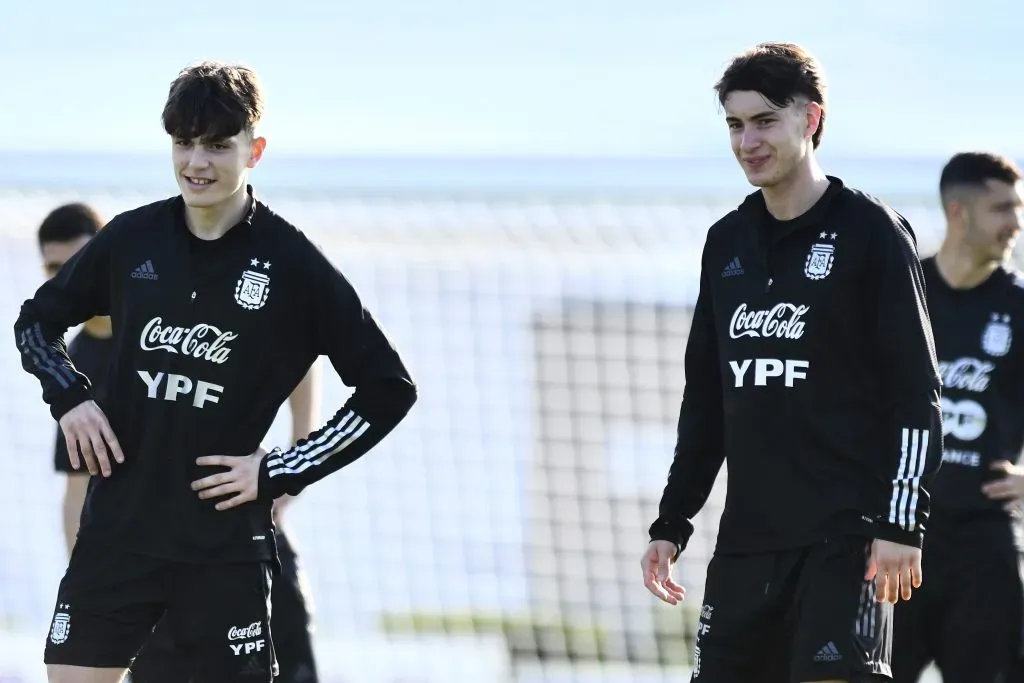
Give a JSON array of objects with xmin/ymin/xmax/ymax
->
[
  {"xmin": 36, "ymin": 203, "xmax": 112, "ymax": 555},
  {"xmin": 36, "ymin": 201, "xmax": 326, "ymax": 683},
  {"xmin": 891, "ymin": 151, "xmax": 1024, "ymax": 683},
  {"xmin": 642, "ymin": 42, "xmax": 943, "ymax": 683}
]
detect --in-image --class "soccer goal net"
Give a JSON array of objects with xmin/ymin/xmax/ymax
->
[{"xmin": 0, "ymin": 182, "xmax": 950, "ymax": 682}]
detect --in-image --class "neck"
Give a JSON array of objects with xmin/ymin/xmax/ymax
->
[
  {"xmin": 185, "ymin": 185, "xmax": 251, "ymax": 241},
  {"xmin": 83, "ymin": 316, "xmax": 113, "ymax": 338},
  {"xmin": 761, "ymin": 155, "xmax": 830, "ymax": 221},
  {"xmin": 934, "ymin": 239, "xmax": 1000, "ymax": 289}
]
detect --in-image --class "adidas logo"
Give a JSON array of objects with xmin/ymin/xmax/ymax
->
[
  {"xmin": 131, "ymin": 260, "xmax": 158, "ymax": 281},
  {"xmin": 812, "ymin": 641, "xmax": 842, "ymax": 662},
  {"xmin": 722, "ymin": 256, "xmax": 744, "ymax": 277}
]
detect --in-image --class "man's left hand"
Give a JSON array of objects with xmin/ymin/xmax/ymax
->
[
  {"xmin": 866, "ymin": 538, "xmax": 922, "ymax": 604},
  {"xmin": 192, "ymin": 447, "xmax": 267, "ymax": 511}
]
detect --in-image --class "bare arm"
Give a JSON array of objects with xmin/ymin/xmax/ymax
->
[
  {"xmin": 274, "ymin": 360, "xmax": 323, "ymax": 522},
  {"xmin": 61, "ymin": 474, "xmax": 89, "ymax": 557},
  {"xmin": 288, "ymin": 360, "xmax": 323, "ymax": 446}
]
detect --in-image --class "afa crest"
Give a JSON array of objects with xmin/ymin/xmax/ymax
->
[
  {"xmin": 235, "ymin": 258, "xmax": 271, "ymax": 311},
  {"xmin": 982, "ymin": 313, "xmax": 1012, "ymax": 357},
  {"xmin": 49, "ymin": 604, "xmax": 71, "ymax": 645},
  {"xmin": 804, "ymin": 243, "xmax": 835, "ymax": 280}
]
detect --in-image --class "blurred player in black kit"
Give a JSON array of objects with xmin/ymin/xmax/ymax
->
[
  {"xmin": 891, "ymin": 151, "xmax": 1024, "ymax": 683},
  {"xmin": 36, "ymin": 203, "xmax": 114, "ymax": 555},
  {"xmin": 35, "ymin": 202, "xmax": 326, "ymax": 683}
]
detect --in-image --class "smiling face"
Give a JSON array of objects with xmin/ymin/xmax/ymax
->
[
  {"xmin": 724, "ymin": 90, "xmax": 821, "ymax": 189},
  {"xmin": 161, "ymin": 62, "xmax": 265, "ymax": 209},
  {"xmin": 171, "ymin": 132, "xmax": 265, "ymax": 209}
]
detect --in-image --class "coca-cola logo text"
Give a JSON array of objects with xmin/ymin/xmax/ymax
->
[
  {"xmin": 938, "ymin": 357, "xmax": 994, "ymax": 393},
  {"xmin": 227, "ymin": 622, "xmax": 263, "ymax": 641},
  {"xmin": 140, "ymin": 316, "xmax": 237, "ymax": 365},
  {"xmin": 729, "ymin": 303, "xmax": 809, "ymax": 340}
]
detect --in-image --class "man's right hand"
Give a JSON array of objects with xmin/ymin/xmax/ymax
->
[
  {"xmin": 641, "ymin": 540, "xmax": 686, "ymax": 605},
  {"xmin": 58, "ymin": 400, "xmax": 124, "ymax": 477}
]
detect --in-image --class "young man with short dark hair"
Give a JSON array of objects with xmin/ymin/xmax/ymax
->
[
  {"xmin": 15, "ymin": 61, "xmax": 417, "ymax": 683},
  {"xmin": 641, "ymin": 42, "xmax": 943, "ymax": 682},
  {"xmin": 891, "ymin": 151, "xmax": 1024, "ymax": 683}
]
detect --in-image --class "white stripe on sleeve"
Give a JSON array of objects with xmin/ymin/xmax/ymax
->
[{"xmin": 887, "ymin": 427, "xmax": 929, "ymax": 531}]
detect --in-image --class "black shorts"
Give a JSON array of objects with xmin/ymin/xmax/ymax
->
[
  {"xmin": 128, "ymin": 528, "xmax": 318, "ymax": 683},
  {"xmin": 691, "ymin": 535, "xmax": 891, "ymax": 683},
  {"xmin": 891, "ymin": 528, "xmax": 1023, "ymax": 683},
  {"xmin": 43, "ymin": 536, "xmax": 276, "ymax": 683}
]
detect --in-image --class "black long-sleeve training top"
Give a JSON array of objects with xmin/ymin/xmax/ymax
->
[
  {"xmin": 649, "ymin": 177, "xmax": 943, "ymax": 556},
  {"xmin": 922, "ymin": 258, "xmax": 1024, "ymax": 524},
  {"xmin": 15, "ymin": 187, "xmax": 417, "ymax": 564}
]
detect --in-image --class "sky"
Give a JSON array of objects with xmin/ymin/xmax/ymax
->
[{"xmin": 0, "ymin": 0, "xmax": 1020, "ymax": 158}]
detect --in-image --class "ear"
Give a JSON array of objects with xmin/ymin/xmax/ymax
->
[
  {"xmin": 248, "ymin": 136, "xmax": 267, "ymax": 169},
  {"xmin": 803, "ymin": 101, "xmax": 822, "ymax": 143},
  {"xmin": 945, "ymin": 199, "xmax": 969, "ymax": 229}
]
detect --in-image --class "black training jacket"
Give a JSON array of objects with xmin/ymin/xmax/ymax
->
[
  {"xmin": 15, "ymin": 187, "xmax": 417, "ymax": 564},
  {"xmin": 922, "ymin": 258, "xmax": 1024, "ymax": 526},
  {"xmin": 649, "ymin": 177, "xmax": 943, "ymax": 556}
]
